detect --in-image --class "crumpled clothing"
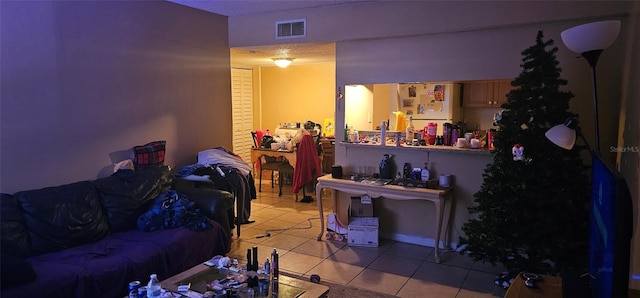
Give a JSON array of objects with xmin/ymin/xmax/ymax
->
[
  {"xmin": 137, "ymin": 190, "xmax": 212, "ymax": 232},
  {"xmin": 197, "ymin": 148, "xmax": 251, "ymax": 176},
  {"xmin": 176, "ymin": 164, "xmax": 207, "ymax": 177}
]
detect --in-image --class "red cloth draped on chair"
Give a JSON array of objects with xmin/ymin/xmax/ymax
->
[{"xmin": 292, "ymin": 134, "xmax": 320, "ymax": 194}]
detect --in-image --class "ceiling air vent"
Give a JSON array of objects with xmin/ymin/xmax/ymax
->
[{"xmin": 275, "ymin": 18, "xmax": 306, "ymax": 40}]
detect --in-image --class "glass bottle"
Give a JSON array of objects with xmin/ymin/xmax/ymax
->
[
  {"xmin": 271, "ymin": 248, "xmax": 279, "ymax": 280},
  {"xmin": 406, "ymin": 116, "xmax": 415, "ymax": 142}
]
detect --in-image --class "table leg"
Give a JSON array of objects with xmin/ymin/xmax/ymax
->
[
  {"xmin": 443, "ymin": 192, "xmax": 455, "ymax": 250},
  {"xmin": 433, "ymin": 199, "xmax": 445, "ymax": 264},
  {"xmin": 316, "ymin": 184, "xmax": 324, "ymax": 241}
]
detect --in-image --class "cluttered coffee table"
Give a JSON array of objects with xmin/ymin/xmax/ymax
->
[{"xmin": 162, "ymin": 263, "xmax": 328, "ymax": 298}]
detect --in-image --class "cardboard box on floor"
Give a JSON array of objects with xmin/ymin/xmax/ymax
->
[
  {"xmin": 350, "ymin": 196, "xmax": 373, "ymax": 217},
  {"xmin": 348, "ymin": 216, "xmax": 379, "ymax": 247}
]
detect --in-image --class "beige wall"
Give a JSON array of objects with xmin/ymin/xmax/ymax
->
[
  {"xmin": 255, "ymin": 62, "xmax": 335, "ymax": 133},
  {"xmin": 0, "ymin": 1, "xmax": 232, "ymax": 193}
]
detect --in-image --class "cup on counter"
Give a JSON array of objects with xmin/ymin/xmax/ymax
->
[
  {"xmin": 439, "ymin": 174, "xmax": 452, "ymax": 188},
  {"xmin": 412, "ymin": 139, "xmax": 419, "ymax": 146},
  {"xmin": 456, "ymin": 138, "xmax": 467, "ymax": 148},
  {"xmin": 470, "ymin": 138, "xmax": 480, "ymax": 149}
]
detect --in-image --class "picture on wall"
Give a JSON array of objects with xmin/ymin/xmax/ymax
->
[
  {"xmin": 420, "ymin": 84, "xmax": 445, "ymax": 112},
  {"xmin": 434, "ymin": 85, "xmax": 444, "ymax": 101},
  {"xmin": 408, "ymin": 85, "xmax": 416, "ymax": 98},
  {"xmin": 324, "ymin": 118, "xmax": 335, "ymax": 137}
]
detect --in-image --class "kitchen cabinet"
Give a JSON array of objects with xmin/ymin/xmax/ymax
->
[{"xmin": 463, "ymin": 80, "xmax": 513, "ymax": 108}]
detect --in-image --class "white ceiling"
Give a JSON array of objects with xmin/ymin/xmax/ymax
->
[
  {"xmin": 229, "ymin": 42, "xmax": 336, "ymax": 67},
  {"xmin": 167, "ymin": 0, "xmax": 366, "ymax": 66},
  {"xmin": 168, "ymin": 0, "xmax": 369, "ymax": 17}
]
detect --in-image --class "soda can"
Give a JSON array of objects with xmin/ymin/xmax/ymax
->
[
  {"xmin": 137, "ymin": 286, "xmax": 147, "ymax": 298},
  {"xmin": 129, "ymin": 280, "xmax": 141, "ymax": 292},
  {"xmin": 128, "ymin": 290, "xmax": 138, "ymax": 298}
]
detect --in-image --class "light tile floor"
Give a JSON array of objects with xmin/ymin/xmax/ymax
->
[{"xmin": 226, "ymin": 180, "xmax": 506, "ymax": 297}]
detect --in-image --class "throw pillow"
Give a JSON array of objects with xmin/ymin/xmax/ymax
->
[{"xmin": 133, "ymin": 140, "xmax": 166, "ymax": 170}]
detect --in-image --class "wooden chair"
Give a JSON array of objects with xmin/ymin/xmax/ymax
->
[
  {"xmin": 278, "ymin": 162, "xmax": 295, "ymax": 198},
  {"xmin": 252, "ymin": 131, "xmax": 289, "ymax": 192},
  {"xmin": 258, "ymin": 156, "xmax": 289, "ymax": 193}
]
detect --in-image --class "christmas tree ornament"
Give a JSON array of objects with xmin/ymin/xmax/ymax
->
[{"xmin": 512, "ymin": 144, "xmax": 525, "ymax": 161}]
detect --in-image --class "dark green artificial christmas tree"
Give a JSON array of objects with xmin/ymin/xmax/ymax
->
[{"xmin": 459, "ymin": 31, "xmax": 590, "ymax": 275}]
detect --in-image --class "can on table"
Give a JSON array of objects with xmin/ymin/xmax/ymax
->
[
  {"xmin": 129, "ymin": 280, "xmax": 141, "ymax": 292},
  {"xmin": 137, "ymin": 286, "xmax": 147, "ymax": 298},
  {"xmin": 128, "ymin": 281, "xmax": 141, "ymax": 298}
]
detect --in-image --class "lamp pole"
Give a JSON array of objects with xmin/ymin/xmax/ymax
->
[{"xmin": 580, "ymin": 49, "xmax": 604, "ymax": 153}]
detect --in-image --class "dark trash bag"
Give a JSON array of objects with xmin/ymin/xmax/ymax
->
[{"xmin": 137, "ymin": 190, "xmax": 212, "ymax": 232}]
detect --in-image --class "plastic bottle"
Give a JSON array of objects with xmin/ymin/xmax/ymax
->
[
  {"xmin": 421, "ymin": 163, "xmax": 430, "ymax": 182},
  {"xmin": 406, "ymin": 116, "xmax": 415, "ymax": 142},
  {"xmin": 264, "ymin": 259, "xmax": 270, "ymax": 275},
  {"xmin": 380, "ymin": 121, "xmax": 386, "ymax": 146},
  {"xmin": 147, "ymin": 274, "xmax": 161, "ymax": 298}
]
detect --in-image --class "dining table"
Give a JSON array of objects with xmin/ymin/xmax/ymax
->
[{"xmin": 251, "ymin": 147, "xmax": 296, "ymax": 170}]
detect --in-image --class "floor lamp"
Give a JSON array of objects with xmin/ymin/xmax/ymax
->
[
  {"xmin": 559, "ymin": 20, "xmax": 621, "ymax": 153},
  {"xmin": 545, "ymin": 117, "xmax": 591, "ymax": 151}
]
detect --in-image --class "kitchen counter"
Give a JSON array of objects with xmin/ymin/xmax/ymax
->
[{"xmin": 340, "ymin": 141, "xmax": 492, "ymax": 156}]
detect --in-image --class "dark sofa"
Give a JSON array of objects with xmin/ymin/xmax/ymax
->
[{"xmin": 0, "ymin": 166, "xmax": 234, "ymax": 298}]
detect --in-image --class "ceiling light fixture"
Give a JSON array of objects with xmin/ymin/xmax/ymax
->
[{"xmin": 272, "ymin": 58, "xmax": 294, "ymax": 68}]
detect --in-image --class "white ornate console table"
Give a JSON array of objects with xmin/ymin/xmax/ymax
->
[{"xmin": 315, "ymin": 174, "xmax": 454, "ymax": 263}]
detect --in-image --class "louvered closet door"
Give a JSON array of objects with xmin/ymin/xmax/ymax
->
[{"xmin": 231, "ymin": 68, "xmax": 254, "ymax": 164}]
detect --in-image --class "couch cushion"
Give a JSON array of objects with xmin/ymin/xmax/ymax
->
[
  {"xmin": 0, "ymin": 220, "xmax": 230, "ymax": 298},
  {"xmin": 133, "ymin": 140, "xmax": 166, "ymax": 170},
  {"xmin": 14, "ymin": 181, "xmax": 110, "ymax": 256},
  {"xmin": 93, "ymin": 166, "xmax": 173, "ymax": 232},
  {"xmin": 1, "ymin": 193, "xmax": 32, "ymax": 257}
]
